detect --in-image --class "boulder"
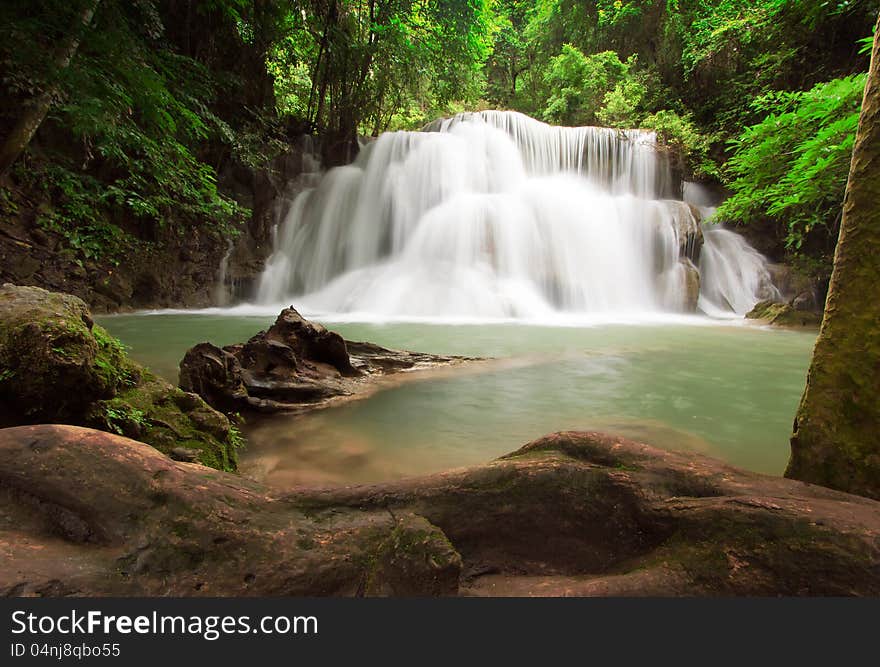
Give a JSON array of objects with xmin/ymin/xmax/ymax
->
[
  {"xmin": 0, "ymin": 284, "xmax": 240, "ymax": 470},
  {"xmin": 180, "ymin": 306, "xmax": 477, "ymax": 414},
  {"xmin": 266, "ymin": 307, "xmax": 358, "ymax": 376},
  {"xmin": 746, "ymin": 299, "xmax": 822, "ymax": 328},
  {"xmin": 0, "ymin": 283, "xmax": 108, "ymax": 422},
  {"xmin": 679, "ymin": 203, "xmax": 704, "ymax": 263},
  {"xmin": 178, "ymin": 342, "xmax": 251, "ymax": 414},
  {"xmin": 681, "ymin": 258, "xmax": 701, "ymax": 312},
  {"xmin": 2, "ymin": 425, "xmax": 880, "ymax": 597}
]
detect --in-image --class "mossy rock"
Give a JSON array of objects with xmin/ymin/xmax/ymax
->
[
  {"xmin": 0, "ymin": 284, "xmax": 240, "ymax": 471},
  {"xmin": 746, "ymin": 299, "xmax": 822, "ymax": 328}
]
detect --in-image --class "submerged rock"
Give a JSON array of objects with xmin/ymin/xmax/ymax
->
[
  {"xmin": 0, "ymin": 284, "xmax": 240, "ymax": 470},
  {"xmin": 746, "ymin": 299, "xmax": 822, "ymax": 327},
  {"xmin": 2, "ymin": 425, "xmax": 879, "ymax": 597},
  {"xmin": 180, "ymin": 306, "xmax": 477, "ymax": 414}
]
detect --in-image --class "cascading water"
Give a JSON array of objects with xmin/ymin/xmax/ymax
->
[{"xmin": 256, "ymin": 110, "xmax": 775, "ymax": 320}]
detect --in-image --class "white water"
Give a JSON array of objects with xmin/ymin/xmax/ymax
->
[
  {"xmin": 699, "ymin": 226, "xmax": 781, "ymax": 317},
  {"xmin": 255, "ymin": 110, "xmax": 776, "ymax": 320},
  {"xmin": 213, "ymin": 239, "xmax": 234, "ymax": 307}
]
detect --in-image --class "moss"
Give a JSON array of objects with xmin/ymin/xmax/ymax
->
[
  {"xmin": 109, "ymin": 376, "xmax": 240, "ymax": 472},
  {"xmin": 91, "ymin": 324, "xmax": 140, "ymax": 391},
  {"xmin": 0, "ymin": 285, "xmax": 242, "ymax": 471},
  {"xmin": 648, "ymin": 511, "xmax": 877, "ymax": 595},
  {"xmin": 746, "ymin": 300, "xmax": 821, "ymax": 328}
]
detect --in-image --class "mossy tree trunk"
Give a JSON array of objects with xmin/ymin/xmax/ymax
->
[
  {"xmin": 0, "ymin": 0, "xmax": 100, "ymax": 177},
  {"xmin": 786, "ymin": 13, "xmax": 880, "ymax": 498}
]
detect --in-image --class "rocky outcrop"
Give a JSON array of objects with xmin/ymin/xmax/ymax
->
[
  {"xmin": 0, "ymin": 134, "xmax": 326, "ymax": 311},
  {"xmin": 678, "ymin": 202, "xmax": 704, "ymax": 264},
  {"xmin": 766, "ymin": 262, "xmax": 824, "ymax": 311},
  {"xmin": 179, "ymin": 306, "xmax": 477, "ymax": 414},
  {"xmin": 0, "ymin": 284, "xmax": 240, "ymax": 470},
  {"xmin": 0, "ymin": 205, "xmax": 231, "ymax": 312},
  {"xmin": 680, "ymin": 258, "xmax": 701, "ymax": 312},
  {"xmin": 217, "ymin": 137, "xmax": 323, "ymax": 302},
  {"xmin": 2, "ymin": 425, "xmax": 880, "ymax": 597},
  {"xmin": 746, "ymin": 299, "xmax": 822, "ymax": 328}
]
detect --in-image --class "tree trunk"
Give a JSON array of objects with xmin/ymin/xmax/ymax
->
[
  {"xmin": 0, "ymin": 0, "xmax": 100, "ymax": 177},
  {"xmin": 785, "ymin": 12, "xmax": 880, "ymax": 499}
]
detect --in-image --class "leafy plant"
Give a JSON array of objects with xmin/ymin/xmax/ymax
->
[
  {"xmin": 717, "ymin": 74, "xmax": 866, "ymax": 277},
  {"xmin": 103, "ymin": 403, "xmax": 148, "ymax": 436}
]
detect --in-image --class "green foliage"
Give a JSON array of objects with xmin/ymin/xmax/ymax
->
[
  {"xmin": 542, "ymin": 47, "xmax": 634, "ymax": 125},
  {"xmin": 640, "ymin": 109, "xmax": 718, "ymax": 178},
  {"xmin": 717, "ymin": 74, "xmax": 866, "ymax": 275},
  {"xmin": 597, "ymin": 77, "xmax": 647, "ymax": 127},
  {"xmin": 0, "ymin": 0, "xmax": 264, "ymax": 258},
  {"xmin": 596, "ymin": 0, "xmax": 645, "ymax": 27},
  {"xmin": 269, "ymin": 0, "xmax": 493, "ymax": 135},
  {"xmin": 228, "ymin": 424, "xmax": 246, "ymax": 450},
  {"xmin": 103, "ymin": 402, "xmax": 149, "ymax": 436},
  {"xmin": 675, "ymin": 0, "xmax": 875, "ymax": 129},
  {"xmin": 92, "ymin": 324, "xmax": 139, "ymax": 390},
  {"xmin": 22, "ymin": 165, "xmax": 130, "ymax": 262}
]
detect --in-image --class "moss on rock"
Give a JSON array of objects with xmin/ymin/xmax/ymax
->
[
  {"xmin": 0, "ymin": 284, "xmax": 240, "ymax": 471},
  {"xmin": 746, "ymin": 299, "xmax": 822, "ymax": 327}
]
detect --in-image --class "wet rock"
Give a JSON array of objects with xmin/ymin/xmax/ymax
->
[
  {"xmin": 767, "ymin": 263, "xmax": 820, "ymax": 302},
  {"xmin": 93, "ymin": 270, "xmax": 133, "ymax": 305},
  {"xmin": 0, "ymin": 284, "xmax": 240, "ymax": 470},
  {"xmin": 679, "ymin": 203, "xmax": 704, "ymax": 263},
  {"xmin": 681, "ymin": 258, "xmax": 700, "ymax": 312},
  {"xmin": 268, "ymin": 307, "xmax": 358, "ymax": 376},
  {"xmin": 746, "ymin": 299, "xmax": 822, "ymax": 327},
  {"xmin": 2, "ymin": 425, "xmax": 880, "ymax": 597},
  {"xmin": 178, "ymin": 342, "xmax": 250, "ymax": 414},
  {"xmin": 6, "ymin": 254, "xmax": 42, "ymax": 280},
  {"xmin": 792, "ymin": 291, "xmax": 818, "ymax": 312},
  {"xmin": 29, "ymin": 228, "xmax": 50, "ymax": 247},
  {"xmin": 169, "ymin": 446, "xmax": 201, "ymax": 462},
  {"xmin": 180, "ymin": 306, "xmax": 477, "ymax": 414},
  {"xmin": 0, "ymin": 283, "xmax": 105, "ymax": 422}
]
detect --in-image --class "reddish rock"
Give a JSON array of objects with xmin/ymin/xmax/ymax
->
[{"xmin": 2, "ymin": 425, "xmax": 879, "ymax": 597}]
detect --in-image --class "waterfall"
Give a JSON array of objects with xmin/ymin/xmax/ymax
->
[
  {"xmin": 256, "ymin": 110, "xmax": 774, "ymax": 320},
  {"xmin": 699, "ymin": 226, "xmax": 781, "ymax": 316},
  {"xmin": 214, "ymin": 239, "xmax": 234, "ymax": 306}
]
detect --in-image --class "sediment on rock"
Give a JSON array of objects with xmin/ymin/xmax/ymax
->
[
  {"xmin": 179, "ymin": 306, "xmax": 479, "ymax": 415},
  {"xmin": 2, "ymin": 425, "xmax": 879, "ymax": 597},
  {"xmin": 0, "ymin": 284, "xmax": 240, "ymax": 470}
]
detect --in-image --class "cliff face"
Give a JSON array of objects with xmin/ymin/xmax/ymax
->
[
  {"xmin": 216, "ymin": 135, "xmax": 324, "ymax": 305},
  {"xmin": 0, "ymin": 137, "xmax": 322, "ymax": 312}
]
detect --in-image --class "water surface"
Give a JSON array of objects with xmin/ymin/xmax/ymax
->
[{"xmin": 98, "ymin": 314, "xmax": 815, "ymax": 487}]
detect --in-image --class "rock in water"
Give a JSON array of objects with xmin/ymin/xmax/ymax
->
[
  {"xmin": 180, "ymin": 306, "xmax": 477, "ymax": 414},
  {"xmin": 681, "ymin": 258, "xmax": 701, "ymax": 312},
  {"xmin": 0, "ymin": 284, "xmax": 240, "ymax": 470},
  {"xmin": 2, "ymin": 425, "xmax": 879, "ymax": 597},
  {"xmin": 746, "ymin": 299, "xmax": 822, "ymax": 327}
]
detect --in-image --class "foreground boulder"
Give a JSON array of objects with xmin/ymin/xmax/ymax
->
[
  {"xmin": 2, "ymin": 425, "xmax": 879, "ymax": 597},
  {"xmin": 180, "ymin": 306, "xmax": 475, "ymax": 414},
  {"xmin": 0, "ymin": 284, "xmax": 240, "ymax": 470}
]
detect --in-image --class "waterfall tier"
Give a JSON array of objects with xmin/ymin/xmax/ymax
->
[{"xmin": 256, "ymin": 110, "xmax": 777, "ymax": 320}]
